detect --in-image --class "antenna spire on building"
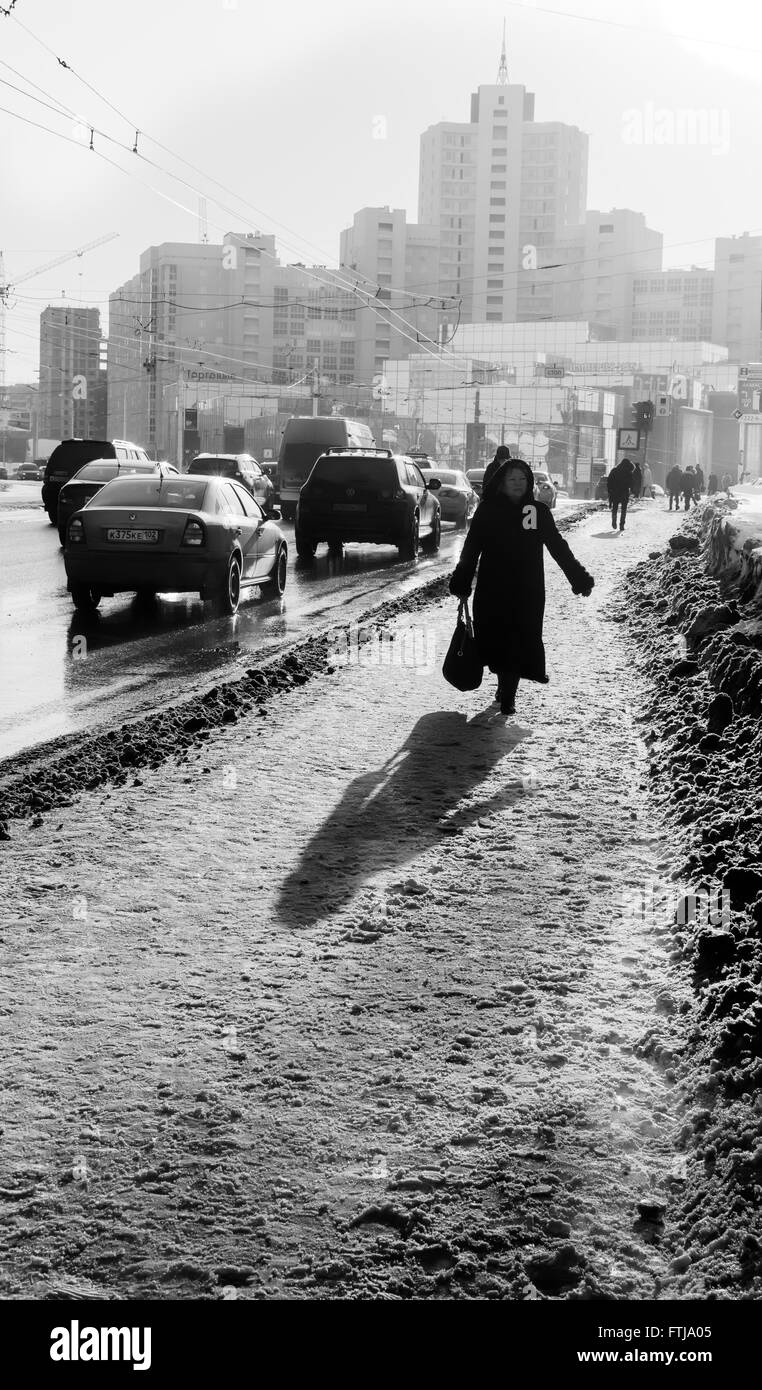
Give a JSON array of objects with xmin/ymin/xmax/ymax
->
[{"xmin": 497, "ymin": 18, "xmax": 508, "ymax": 84}]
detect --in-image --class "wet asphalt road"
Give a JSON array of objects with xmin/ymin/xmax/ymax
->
[{"xmin": 0, "ymin": 483, "xmax": 584, "ymax": 763}]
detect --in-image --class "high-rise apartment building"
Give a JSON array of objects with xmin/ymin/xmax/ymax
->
[
  {"xmin": 339, "ymin": 207, "xmax": 440, "ymax": 389},
  {"xmin": 418, "ymin": 64, "xmax": 587, "ymax": 326},
  {"xmin": 39, "ymin": 307, "xmax": 106, "ymax": 439},
  {"xmin": 107, "ymin": 233, "xmax": 278, "ymax": 449},
  {"xmin": 631, "ymin": 267, "xmax": 714, "ymax": 342},
  {"xmin": 523, "ymin": 209, "xmax": 663, "ymax": 336},
  {"xmin": 712, "ymin": 233, "xmax": 762, "ymax": 364}
]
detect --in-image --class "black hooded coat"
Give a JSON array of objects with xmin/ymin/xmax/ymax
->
[{"xmin": 448, "ymin": 458, "xmax": 594, "ymax": 683}]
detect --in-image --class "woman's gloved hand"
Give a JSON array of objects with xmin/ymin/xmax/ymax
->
[
  {"xmin": 571, "ymin": 568, "xmax": 594, "ymax": 597},
  {"xmin": 448, "ymin": 569, "xmax": 472, "ymax": 599}
]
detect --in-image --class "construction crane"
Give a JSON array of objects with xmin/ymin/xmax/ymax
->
[{"xmin": 0, "ymin": 232, "xmax": 119, "ymax": 395}]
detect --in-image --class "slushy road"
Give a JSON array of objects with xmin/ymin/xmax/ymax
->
[{"xmin": 0, "ymin": 488, "xmax": 586, "ymax": 761}]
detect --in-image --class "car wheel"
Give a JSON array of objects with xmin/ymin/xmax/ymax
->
[
  {"xmin": 70, "ymin": 583, "xmax": 101, "ymax": 612},
  {"xmin": 135, "ymin": 588, "xmax": 157, "ymax": 608},
  {"xmin": 216, "ymin": 554, "xmax": 241, "ymax": 615},
  {"xmin": 421, "ymin": 511, "xmax": 441, "ymax": 553},
  {"xmin": 327, "ymin": 538, "xmax": 343, "ymax": 555},
  {"xmin": 398, "ymin": 512, "xmax": 420, "ymax": 561},
  {"xmin": 268, "ymin": 544, "xmax": 288, "ymax": 595},
  {"xmin": 295, "ymin": 526, "xmax": 317, "ymax": 560}
]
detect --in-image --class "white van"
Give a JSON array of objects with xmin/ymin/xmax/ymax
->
[{"xmin": 277, "ymin": 415, "xmax": 375, "ymax": 518}]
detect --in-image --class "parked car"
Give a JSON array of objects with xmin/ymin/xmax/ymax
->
[
  {"xmin": 188, "ymin": 453, "xmax": 275, "ymax": 513},
  {"xmin": 17, "ymin": 461, "xmax": 44, "ymax": 481},
  {"xmin": 0, "ymin": 467, "xmax": 8, "ymax": 481},
  {"xmin": 425, "ymin": 468, "xmax": 478, "ymax": 528},
  {"xmin": 57, "ymin": 459, "xmax": 177, "ymax": 546},
  {"xmin": 533, "ymin": 470, "xmax": 557, "ymax": 509},
  {"xmin": 63, "ymin": 474, "xmax": 287, "ymax": 616},
  {"xmin": 295, "ymin": 447, "xmax": 442, "ymax": 561},
  {"xmin": 42, "ymin": 438, "xmax": 152, "ymax": 525},
  {"xmin": 466, "ymin": 467, "xmax": 486, "ymax": 497}
]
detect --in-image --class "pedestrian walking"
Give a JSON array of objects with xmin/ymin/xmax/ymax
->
[
  {"xmin": 693, "ymin": 465, "xmax": 705, "ymax": 498},
  {"xmin": 448, "ymin": 457, "xmax": 594, "ymax": 717},
  {"xmin": 481, "ymin": 444, "xmax": 512, "ymax": 495},
  {"xmin": 721, "ymin": 471, "xmax": 734, "ymax": 495},
  {"xmin": 682, "ymin": 465, "xmax": 695, "ymax": 510},
  {"xmin": 708, "ymin": 472, "xmax": 719, "ymax": 496},
  {"xmin": 631, "ymin": 461, "xmax": 643, "ymax": 499},
  {"xmin": 666, "ymin": 464, "xmax": 683, "ymax": 511},
  {"xmin": 606, "ymin": 457, "xmax": 635, "ymax": 531},
  {"xmin": 641, "ymin": 461, "xmax": 653, "ymax": 498}
]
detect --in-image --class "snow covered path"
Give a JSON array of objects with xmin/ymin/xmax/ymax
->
[{"xmin": 0, "ymin": 502, "xmax": 700, "ymax": 1300}]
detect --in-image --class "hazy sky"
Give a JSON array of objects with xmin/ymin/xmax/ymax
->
[{"xmin": 3, "ymin": 0, "xmax": 762, "ymax": 381}]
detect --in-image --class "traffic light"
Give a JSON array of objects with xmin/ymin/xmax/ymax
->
[{"xmin": 630, "ymin": 400, "xmax": 655, "ymax": 431}]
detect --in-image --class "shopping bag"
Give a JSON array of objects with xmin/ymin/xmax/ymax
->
[{"xmin": 442, "ymin": 599, "xmax": 484, "ymax": 691}]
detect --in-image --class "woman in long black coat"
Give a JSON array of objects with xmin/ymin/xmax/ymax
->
[{"xmin": 448, "ymin": 457, "xmax": 594, "ymax": 716}]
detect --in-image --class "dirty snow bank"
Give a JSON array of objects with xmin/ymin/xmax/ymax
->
[{"xmin": 613, "ymin": 499, "xmax": 762, "ymax": 1297}]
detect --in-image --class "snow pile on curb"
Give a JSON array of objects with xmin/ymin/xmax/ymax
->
[{"xmin": 611, "ymin": 500, "xmax": 762, "ymax": 1296}]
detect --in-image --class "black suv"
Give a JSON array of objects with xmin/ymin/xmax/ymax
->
[
  {"xmin": 295, "ymin": 448, "xmax": 441, "ymax": 560},
  {"xmin": 56, "ymin": 458, "xmax": 177, "ymax": 545},
  {"xmin": 42, "ymin": 439, "xmax": 151, "ymax": 525}
]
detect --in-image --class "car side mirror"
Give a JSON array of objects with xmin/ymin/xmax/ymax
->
[
  {"xmin": 268, "ymin": 506, "xmax": 282, "ymax": 521},
  {"xmin": 427, "ymin": 478, "xmax": 442, "ymax": 490}
]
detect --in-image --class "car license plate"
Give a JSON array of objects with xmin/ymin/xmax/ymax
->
[
  {"xmin": 333, "ymin": 503, "xmax": 366, "ymax": 512},
  {"xmin": 106, "ymin": 527, "xmax": 159, "ymax": 543}
]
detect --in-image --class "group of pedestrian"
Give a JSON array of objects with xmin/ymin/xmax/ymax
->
[{"xmin": 665, "ymin": 464, "xmax": 706, "ymax": 511}]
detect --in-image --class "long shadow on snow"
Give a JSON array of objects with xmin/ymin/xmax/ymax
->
[{"xmin": 276, "ymin": 709, "xmax": 531, "ymax": 928}]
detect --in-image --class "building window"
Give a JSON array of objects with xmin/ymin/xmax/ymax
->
[
  {"xmin": 486, "ymin": 312, "xmax": 502, "ymax": 321},
  {"xmin": 491, "ymin": 165, "xmax": 507, "ymax": 173},
  {"xmin": 599, "ymin": 223, "xmax": 614, "ymax": 233},
  {"xmin": 487, "ymin": 279, "xmax": 503, "ymax": 288},
  {"xmin": 487, "ymin": 296, "xmax": 503, "ymax": 305},
  {"xmin": 489, "ymin": 215, "xmax": 505, "ymax": 223},
  {"xmin": 488, "ymin": 262, "xmax": 504, "ymax": 273},
  {"xmin": 490, "ymin": 198, "xmax": 506, "ymax": 206}
]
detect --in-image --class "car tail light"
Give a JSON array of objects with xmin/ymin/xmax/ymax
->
[
  {"xmin": 182, "ymin": 518, "xmax": 205, "ymax": 547},
  {"xmin": 68, "ymin": 518, "xmax": 85, "ymax": 545}
]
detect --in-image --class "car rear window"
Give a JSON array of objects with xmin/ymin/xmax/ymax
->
[
  {"xmin": 70, "ymin": 462, "xmax": 119, "ymax": 483},
  {"xmin": 95, "ymin": 478, "xmax": 209, "ymax": 509},
  {"xmin": 430, "ymin": 470, "xmax": 465, "ymax": 486},
  {"xmin": 191, "ymin": 458, "xmax": 237, "ymax": 478},
  {"xmin": 310, "ymin": 456, "xmax": 397, "ymax": 487}
]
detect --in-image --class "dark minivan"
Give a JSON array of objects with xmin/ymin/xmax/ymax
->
[
  {"xmin": 42, "ymin": 438, "xmax": 152, "ymax": 525},
  {"xmin": 295, "ymin": 447, "xmax": 441, "ymax": 561}
]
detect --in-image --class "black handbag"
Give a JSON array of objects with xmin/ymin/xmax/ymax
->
[{"xmin": 442, "ymin": 599, "xmax": 484, "ymax": 691}]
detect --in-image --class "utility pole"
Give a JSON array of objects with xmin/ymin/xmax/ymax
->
[{"xmin": 312, "ymin": 357, "xmax": 320, "ymax": 418}]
